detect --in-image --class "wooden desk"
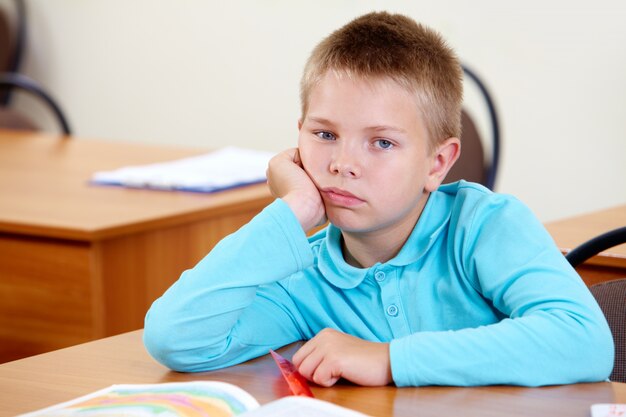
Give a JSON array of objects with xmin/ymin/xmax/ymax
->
[
  {"xmin": 0, "ymin": 130, "xmax": 273, "ymax": 362},
  {"xmin": 545, "ymin": 205, "xmax": 626, "ymax": 285},
  {"xmin": 0, "ymin": 330, "xmax": 624, "ymax": 417}
]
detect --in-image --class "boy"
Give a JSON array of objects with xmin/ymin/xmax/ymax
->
[{"xmin": 144, "ymin": 12, "xmax": 613, "ymax": 387}]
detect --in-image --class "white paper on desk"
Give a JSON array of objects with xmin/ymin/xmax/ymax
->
[
  {"xmin": 91, "ymin": 146, "xmax": 275, "ymax": 193},
  {"xmin": 244, "ymin": 396, "xmax": 372, "ymax": 417},
  {"xmin": 591, "ymin": 403, "xmax": 626, "ymax": 417}
]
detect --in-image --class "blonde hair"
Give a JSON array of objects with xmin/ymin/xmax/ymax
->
[{"xmin": 300, "ymin": 12, "xmax": 463, "ymax": 146}]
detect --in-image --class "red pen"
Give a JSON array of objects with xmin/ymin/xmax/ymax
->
[{"xmin": 269, "ymin": 349, "xmax": 315, "ymax": 397}]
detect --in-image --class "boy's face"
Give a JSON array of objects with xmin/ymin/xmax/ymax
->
[{"xmin": 298, "ymin": 72, "xmax": 447, "ymax": 235}]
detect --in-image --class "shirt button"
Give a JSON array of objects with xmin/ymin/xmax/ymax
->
[
  {"xmin": 374, "ymin": 271, "xmax": 386, "ymax": 282},
  {"xmin": 386, "ymin": 304, "xmax": 398, "ymax": 317}
]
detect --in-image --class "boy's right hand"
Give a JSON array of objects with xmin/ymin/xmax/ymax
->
[{"xmin": 267, "ymin": 148, "xmax": 326, "ymax": 232}]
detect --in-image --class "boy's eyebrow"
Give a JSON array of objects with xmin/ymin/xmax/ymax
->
[
  {"xmin": 306, "ymin": 116, "xmax": 336, "ymax": 126},
  {"xmin": 370, "ymin": 125, "xmax": 407, "ymax": 134},
  {"xmin": 306, "ymin": 116, "xmax": 407, "ymax": 134}
]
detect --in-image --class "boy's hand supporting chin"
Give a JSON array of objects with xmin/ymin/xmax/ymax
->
[
  {"xmin": 267, "ymin": 148, "xmax": 327, "ymax": 232},
  {"xmin": 292, "ymin": 328, "xmax": 393, "ymax": 387}
]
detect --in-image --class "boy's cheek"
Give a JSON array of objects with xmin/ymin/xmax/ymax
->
[
  {"xmin": 296, "ymin": 130, "xmax": 311, "ymax": 150},
  {"xmin": 298, "ymin": 150, "xmax": 323, "ymax": 189},
  {"xmin": 297, "ymin": 139, "xmax": 329, "ymax": 188}
]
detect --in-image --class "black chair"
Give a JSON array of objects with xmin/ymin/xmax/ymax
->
[
  {"xmin": 0, "ymin": 0, "xmax": 25, "ymax": 105},
  {"xmin": 445, "ymin": 65, "xmax": 501, "ymax": 191},
  {"xmin": 0, "ymin": 0, "xmax": 71, "ymax": 135},
  {"xmin": 0, "ymin": 72, "xmax": 72, "ymax": 135},
  {"xmin": 566, "ymin": 226, "xmax": 626, "ymax": 382}
]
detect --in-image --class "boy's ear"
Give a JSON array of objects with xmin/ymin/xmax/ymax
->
[
  {"xmin": 425, "ymin": 137, "xmax": 461, "ymax": 192},
  {"xmin": 298, "ymin": 119, "xmax": 303, "ymax": 130}
]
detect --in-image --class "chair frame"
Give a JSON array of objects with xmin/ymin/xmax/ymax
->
[
  {"xmin": 565, "ymin": 226, "xmax": 626, "ymax": 383},
  {"xmin": 565, "ymin": 226, "xmax": 626, "ymax": 268},
  {"xmin": 1, "ymin": 0, "xmax": 26, "ymax": 106},
  {"xmin": 461, "ymin": 65, "xmax": 501, "ymax": 191},
  {"xmin": 1, "ymin": 1, "xmax": 71, "ymax": 136},
  {"xmin": 0, "ymin": 72, "xmax": 72, "ymax": 135}
]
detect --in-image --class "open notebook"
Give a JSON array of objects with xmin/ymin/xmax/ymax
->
[
  {"xmin": 19, "ymin": 381, "xmax": 371, "ymax": 417},
  {"xmin": 91, "ymin": 147, "xmax": 275, "ymax": 193}
]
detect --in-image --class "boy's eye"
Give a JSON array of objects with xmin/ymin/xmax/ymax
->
[
  {"xmin": 316, "ymin": 131, "xmax": 336, "ymax": 141},
  {"xmin": 375, "ymin": 139, "xmax": 393, "ymax": 149}
]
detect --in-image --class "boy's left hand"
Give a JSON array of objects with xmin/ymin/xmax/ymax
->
[{"xmin": 292, "ymin": 328, "xmax": 392, "ymax": 387}]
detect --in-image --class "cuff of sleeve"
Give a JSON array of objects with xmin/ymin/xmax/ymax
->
[
  {"xmin": 389, "ymin": 337, "xmax": 413, "ymax": 387},
  {"xmin": 390, "ymin": 334, "xmax": 435, "ymax": 387}
]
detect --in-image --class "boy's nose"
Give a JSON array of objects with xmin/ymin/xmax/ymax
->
[{"xmin": 329, "ymin": 145, "xmax": 361, "ymax": 178}]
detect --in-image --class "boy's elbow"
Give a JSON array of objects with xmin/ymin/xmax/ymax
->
[
  {"xmin": 143, "ymin": 310, "xmax": 235, "ymax": 373},
  {"xmin": 532, "ymin": 310, "xmax": 614, "ymax": 385},
  {"xmin": 578, "ymin": 344, "xmax": 614, "ymax": 383},
  {"xmin": 143, "ymin": 320, "xmax": 196, "ymax": 372},
  {"xmin": 588, "ymin": 322, "xmax": 615, "ymax": 381},
  {"xmin": 143, "ymin": 306, "xmax": 210, "ymax": 372},
  {"xmin": 568, "ymin": 314, "xmax": 615, "ymax": 383}
]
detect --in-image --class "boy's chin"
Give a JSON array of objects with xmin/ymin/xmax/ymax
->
[{"xmin": 327, "ymin": 212, "xmax": 375, "ymax": 234}]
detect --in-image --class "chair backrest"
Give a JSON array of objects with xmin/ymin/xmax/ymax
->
[
  {"xmin": 444, "ymin": 65, "xmax": 501, "ymax": 191},
  {"xmin": 446, "ymin": 109, "xmax": 486, "ymax": 186},
  {"xmin": 588, "ymin": 279, "xmax": 626, "ymax": 383},
  {"xmin": 0, "ymin": 72, "xmax": 72, "ymax": 135},
  {"xmin": 566, "ymin": 226, "xmax": 626, "ymax": 382},
  {"xmin": 0, "ymin": 0, "xmax": 26, "ymax": 105},
  {"xmin": 0, "ymin": 1, "xmax": 71, "ymax": 136},
  {"xmin": 566, "ymin": 226, "xmax": 626, "ymax": 269}
]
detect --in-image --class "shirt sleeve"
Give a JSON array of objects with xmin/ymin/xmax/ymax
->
[
  {"xmin": 389, "ymin": 193, "xmax": 615, "ymax": 386},
  {"xmin": 143, "ymin": 199, "xmax": 314, "ymax": 372}
]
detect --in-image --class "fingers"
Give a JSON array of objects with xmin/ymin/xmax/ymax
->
[
  {"xmin": 292, "ymin": 327, "xmax": 336, "ymax": 367},
  {"xmin": 266, "ymin": 148, "xmax": 300, "ymax": 198},
  {"xmin": 294, "ymin": 342, "xmax": 342, "ymax": 387},
  {"xmin": 266, "ymin": 148, "xmax": 326, "ymax": 231},
  {"xmin": 293, "ymin": 329, "xmax": 345, "ymax": 387},
  {"xmin": 293, "ymin": 328, "xmax": 393, "ymax": 387},
  {"xmin": 292, "ymin": 148, "xmax": 302, "ymax": 166}
]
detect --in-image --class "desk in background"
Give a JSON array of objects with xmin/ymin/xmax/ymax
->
[
  {"xmin": 0, "ymin": 130, "xmax": 273, "ymax": 363},
  {"xmin": 545, "ymin": 204, "xmax": 626, "ymax": 286},
  {"xmin": 0, "ymin": 330, "xmax": 624, "ymax": 417}
]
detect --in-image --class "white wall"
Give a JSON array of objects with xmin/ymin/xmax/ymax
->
[{"xmin": 10, "ymin": 0, "xmax": 626, "ymax": 222}]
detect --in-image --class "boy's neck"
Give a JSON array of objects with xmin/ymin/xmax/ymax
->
[
  {"xmin": 341, "ymin": 234, "xmax": 404, "ymax": 268},
  {"xmin": 340, "ymin": 194, "xmax": 429, "ymax": 268}
]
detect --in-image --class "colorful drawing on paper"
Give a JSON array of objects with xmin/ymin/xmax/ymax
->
[{"xmin": 21, "ymin": 381, "xmax": 260, "ymax": 417}]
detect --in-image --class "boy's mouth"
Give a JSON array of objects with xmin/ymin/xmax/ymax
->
[{"xmin": 320, "ymin": 187, "xmax": 365, "ymax": 207}]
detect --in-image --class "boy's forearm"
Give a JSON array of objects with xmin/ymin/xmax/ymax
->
[
  {"xmin": 143, "ymin": 199, "xmax": 314, "ymax": 371},
  {"xmin": 390, "ymin": 307, "xmax": 613, "ymax": 387},
  {"xmin": 389, "ymin": 233, "xmax": 614, "ymax": 387},
  {"xmin": 386, "ymin": 189, "xmax": 612, "ymax": 387}
]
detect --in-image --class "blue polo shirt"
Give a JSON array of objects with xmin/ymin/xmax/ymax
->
[{"xmin": 144, "ymin": 181, "xmax": 613, "ymax": 386}]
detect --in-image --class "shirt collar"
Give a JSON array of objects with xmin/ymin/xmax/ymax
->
[
  {"xmin": 317, "ymin": 225, "xmax": 369, "ymax": 289},
  {"xmin": 316, "ymin": 189, "xmax": 453, "ymax": 289}
]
